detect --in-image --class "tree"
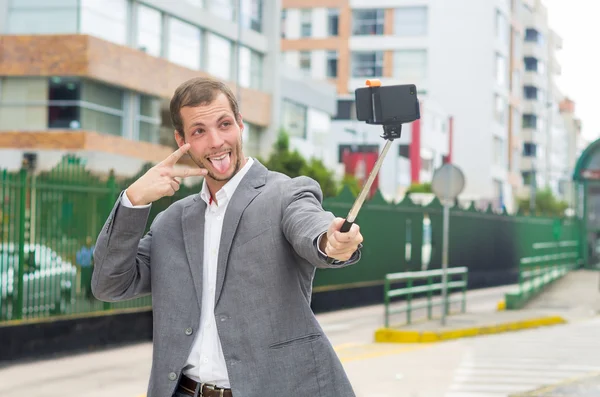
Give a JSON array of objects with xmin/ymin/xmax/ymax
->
[
  {"xmin": 406, "ymin": 182, "xmax": 432, "ymax": 194},
  {"xmin": 516, "ymin": 187, "xmax": 569, "ymax": 217},
  {"xmin": 261, "ymin": 131, "xmax": 342, "ymax": 198}
]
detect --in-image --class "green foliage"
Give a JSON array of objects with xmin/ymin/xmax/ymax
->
[
  {"xmin": 261, "ymin": 130, "xmax": 341, "ymax": 198},
  {"xmin": 517, "ymin": 187, "xmax": 569, "ymax": 217},
  {"xmin": 406, "ymin": 182, "xmax": 432, "ymax": 194},
  {"xmin": 340, "ymin": 174, "xmax": 361, "ymax": 196}
]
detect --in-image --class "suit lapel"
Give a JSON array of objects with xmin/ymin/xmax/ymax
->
[
  {"xmin": 214, "ymin": 161, "xmax": 267, "ymax": 307},
  {"xmin": 182, "ymin": 197, "xmax": 206, "ymax": 310}
]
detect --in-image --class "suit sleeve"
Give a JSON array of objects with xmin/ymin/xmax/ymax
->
[
  {"xmin": 91, "ymin": 191, "xmax": 159, "ymax": 302},
  {"xmin": 281, "ymin": 176, "xmax": 361, "ymax": 269}
]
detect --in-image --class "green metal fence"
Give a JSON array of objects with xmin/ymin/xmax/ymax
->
[
  {"xmin": 0, "ymin": 155, "xmax": 585, "ymax": 324},
  {"xmin": 0, "ymin": 156, "xmax": 204, "ymax": 322}
]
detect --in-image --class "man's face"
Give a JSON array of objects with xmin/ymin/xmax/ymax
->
[{"xmin": 174, "ymin": 92, "xmax": 245, "ymax": 184}]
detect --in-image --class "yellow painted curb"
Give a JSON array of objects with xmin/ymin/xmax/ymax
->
[
  {"xmin": 374, "ymin": 315, "xmax": 566, "ymax": 343},
  {"xmin": 497, "ymin": 300, "xmax": 506, "ymax": 311}
]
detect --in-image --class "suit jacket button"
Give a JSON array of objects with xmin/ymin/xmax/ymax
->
[
  {"xmin": 185, "ymin": 327, "xmax": 193, "ymax": 335},
  {"xmin": 168, "ymin": 372, "xmax": 177, "ymax": 381}
]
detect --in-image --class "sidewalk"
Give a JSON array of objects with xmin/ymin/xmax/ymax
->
[{"xmin": 375, "ymin": 270, "xmax": 600, "ymax": 344}]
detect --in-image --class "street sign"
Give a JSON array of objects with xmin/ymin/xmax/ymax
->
[
  {"xmin": 431, "ymin": 163, "xmax": 465, "ymax": 203},
  {"xmin": 430, "ymin": 163, "xmax": 466, "ymax": 326}
]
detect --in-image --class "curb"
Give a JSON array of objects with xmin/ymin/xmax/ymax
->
[{"xmin": 374, "ymin": 315, "xmax": 566, "ymax": 343}]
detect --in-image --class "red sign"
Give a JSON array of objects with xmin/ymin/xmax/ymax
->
[
  {"xmin": 581, "ymin": 169, "xmax": 600, "ymax": 179},
  {"xmin": 342, "ymin": 149, "xmax": 379, "ymax": 198}
]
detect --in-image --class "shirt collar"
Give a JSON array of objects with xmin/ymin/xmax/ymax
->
[{"xmin": 200, "ymin": 157, "xmax": 254, "ymax": 206}]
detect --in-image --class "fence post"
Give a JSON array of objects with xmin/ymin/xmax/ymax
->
[
  {"xmin": 383, "ymin": 277, "xmax": 390, "ymax": 328},
  {"xmin": 462, "ymin": 270, "xmax": 467, "ymax": 313},
  {"xmin": 407, "ymin": 278, "xmax": 413, "ymax": 325},
  {"xmin": 102, "ymin": 170, "xmax": 118, "ymax": 312},
  {"xmin": 15, "ymin": 168, "xmax": 27, "ymax": 320}
]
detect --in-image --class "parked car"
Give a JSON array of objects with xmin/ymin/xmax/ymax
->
[{"xmin": 0, "ymin": 242, "xmax": 77, "ymax": 319}]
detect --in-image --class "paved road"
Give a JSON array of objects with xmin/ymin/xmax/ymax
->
[{"xmin": 1, "ymin": 282, "xmax": 599, "ymax": 397}]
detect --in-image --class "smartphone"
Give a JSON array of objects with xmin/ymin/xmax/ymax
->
[{"xmin": 355, "ymin": 83, "xmax": 420, "ymax": 126}]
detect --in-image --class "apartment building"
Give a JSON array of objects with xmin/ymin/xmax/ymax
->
[
  {"xmin": 0, "ymin": 0, "xmax": 337, "ymax": 177},
  {"xmin": 281, "ymin": 1, "xmax": 451, "ymax": 200},
  {"xmin": 559, "ymin": 97, "xmax": 583, "ymax": 206}
]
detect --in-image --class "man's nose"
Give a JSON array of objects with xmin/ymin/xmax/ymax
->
[{"xmin": 206, "ymin": 129, "xmax": 225, "ymax": 148}]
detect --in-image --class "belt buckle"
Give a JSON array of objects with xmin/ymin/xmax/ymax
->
[{"xmin": 202, "ymin": 383, "xmax": 224, "ymax": 397}]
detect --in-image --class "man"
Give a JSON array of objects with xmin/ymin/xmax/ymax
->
[{"xmin": 92, "ymin": 76, "xmax": 364, "ymax": 397}]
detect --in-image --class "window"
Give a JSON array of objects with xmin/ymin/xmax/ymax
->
[
  {"xmin": 525, "ymin": 28, "xmax": 543, "ymax": 45},
  {"xmin": 394, "ymin": 7, "xmax": 427, "ymax": 36},
  {"xmin": 138, "ymin": 95, "xmax": 161, "ymax": 143},
  {"xmin": 495, "ymin": 10, "xmax": 509, "ymax": 45},
  {"xmin": 328, "ymin": 9, "xmax": 339, "ymax": 36},
  {"xmin": 281, "ymin": 9, "xmax": 287, "ymax": 38},
  {"xmin": 243, "ymin": 122, "xmax": 262, "ymax": 157},
  {"xmin": 522, "ymin": 171, "xmax": 533, "ymax": 185},
  {"xmin": 80, "ymin": 0, "xmax": 128, "ymax": 45},
  {"xmin": 209, "ymin": 0, "xmax": 235, "ymax": 21},
  {"xmin": 7, "ymin": 3, "xmax": 78, "ymax": 34},
  {"xmin": 523, "ymin": 142, "xmax": 537, "ymax": 157},
  {"xmin": 168, "ymin": 18, "xmax": 201, "ymax": 70},
  {"xmin": 351, "ymin": 52, "xmax": 384, "ymax": 77},
  {"xmin": 48, "ymin": 77, "xmax": 81, "ymax": 129},
  {"xmin": 493, "ymin": 137, "xmax": 504, "ymax": 166},
  {"xmin": 79, "ymin": 79, "xmax": 124, "ymax": 136},
  {"xmin": 300, "ymin": 9, "xmax": 312, "ymax": 37},
  {"xmin": 494, "ymin": 94, "xmax": 506, "ymax": 124},
  {"xmin": 241, "ymin": 0, "xmax": 262, "ymax": 32},
  {"xmin": 299, "ymin": 51, "xmax": 311, "ymax": 76},
  {"xmin": 207, "ymin": 34, "xmax": 233, "ymax": 81},
  {"xmin": 352, "ymin": 9, "xmax": 384, "ymax": 36},
  {"xmin": 334, "ymin": 100, "xmax": 355, "ymax": 120},
  {"xmin": 523, "ymin": 114, "xmax": 537, "ymax": 128},
  {"xmin": 136, "ymin": 5, "xmax": 162, "ymax": 57},
  {"xmin": 326, "ymin": 51, "xmax": 338, "ymax": 78},
  {"xmin": 495, "ymin": 53, "xmax": 507, "ymax": 87},
  {"xmin": 281, "ymin": 100, "xmax": 307, "ymax": 139},
  {"xmin": 394, "ymin": 50, "xmax": 427, "ymax": 81},
  {"xmin": 524, "ymin": 85, "xmax": 538, "ymax": 100},
  {"xmin": 524, "ymin": 57, "xmax": 545, "ymax": 75},
  {"xmin": 239, "ymin": 46, "xmax": 263, "ymax": 89}
]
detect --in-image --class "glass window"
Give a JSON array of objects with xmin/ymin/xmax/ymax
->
[
  {"xmin": 327, "ymin": 51, "xmax": 338, "ymax": 78},
  {"xmin": 209, "ymin": 0, "xmax": 234, "ymax": 21},
  {"xmin": 351, "ymin": 52, "xmax": 383, "ymax": 77},
  {"xmin": 300, "ymin": 9, "xmax": 312, "ymax": 37},
  {"xmin": 138, "ymin": 96, "xmax": 161, "ymax": 143},
  {"xmin": 81, "ymin": 80, "xmax": 124, "ymax": 110},
  {"xmin": 249, "ymin": 51, "xmax": 263, "ymax": 90},
  {"xmin": 80, "ymin": 0, "xmax": 128, "ymax": 46},
  {"xmin": 281, "ymin": 100, "xmax": 307, "ymax": 139},
  {"xmin": 524, "ymin": 85, "xmax": 538, "ymax": 100},
  {"xmin": 207, "ymin": 33, "xmax": 232, "ymax": 81},
  {"xmin": 523, "ymin": 142, "xmax": 537, "ymax": 157},
  {"xmin": 238, "ymin": 46, "xmax": 262, "ymax": 89},
  {"xmin": 523, "ymin": 114, "xmax": 537, "ymax": 128},
  {"xmin": 494, "ymin": 94, "xmax": 506, "ymax": 124},
  {"xmin": 328, "ymin": 9, "xmax": 339, "ymax": 36},
  {"xmin": 493, "ymin": 137, "xmax": 504, "ymax": 166},
  {"xmin": 168, "ymin": 18, "xmax": 201, "ymax": 70},
  {"xmin": 525, "ymin": 28, "xmax": 544, "ymax": 45},
  {"xmin": 7, "ymin": 8, "xmax": 78, "ymax": 34},
  {"xmin": 495, "ymin": 53, "xmax": 507, "ymax": 87},
  {"xmin": 394, "ymin": 50, "xmax": 427, "ymax": 80},
  {"xmin": 48, "ymin": 77, "xmax": 81, "ymax": 129},
  {"xmin": 394, "ymin": 7, "xmax": 427, "ymax": 36},
  {"xmin": 136, "ymin": 4, "xmax": 162, "ymax": 57},
  {"xmin": 240, "ymin": 0, "xmax": 262, "ymax": 32},
  {"xmin": 495, "ymin": 10, "xmax": 509, "ymax": 45},
  {"xmin": 299, "ymin": 51, "xmax": 311, "ymax": 76},
  {"xmin": 243, "ymin": 122, "xmax": 262, "ymax": 157},
  {"xmin": 352, "ymin": 9, "xmax": 384, "ymax": 36}
]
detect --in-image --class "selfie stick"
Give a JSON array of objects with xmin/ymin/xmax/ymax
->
[{"xmin": 326, "ymin": 79, "xmax": 404, "ymax": 264}]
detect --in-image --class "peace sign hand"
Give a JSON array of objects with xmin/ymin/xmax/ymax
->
[{"xmin": 125, "ymin": 143, "xmax": 207, "ymax": 206}]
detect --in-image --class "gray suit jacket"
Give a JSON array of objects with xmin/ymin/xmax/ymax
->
[{"xmin": 92, "ymin": 160, "xmax": 361, "ymax": 397}]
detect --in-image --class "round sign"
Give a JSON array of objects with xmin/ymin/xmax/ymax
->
[{"xmin": 431, "ymin": 163, "xmax": 465, "ymax": 202}]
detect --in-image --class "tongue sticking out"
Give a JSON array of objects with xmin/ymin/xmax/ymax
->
[{"xmin": 211, "ymin": 154, "xmax": 231, "ymax": 174}]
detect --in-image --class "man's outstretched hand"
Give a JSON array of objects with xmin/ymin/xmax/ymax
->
[
  {"xmin": 320, "ymin": 217, "xmax": 363, "ymax": 262},
  {"xmin": 126, "ymin": 143, "xmax": 207, "ymax": 206}
]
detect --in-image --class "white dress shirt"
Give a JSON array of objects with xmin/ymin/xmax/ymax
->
[{"xmin": 121, "ymin": 157, "xmax": 255, "ymax": 388}]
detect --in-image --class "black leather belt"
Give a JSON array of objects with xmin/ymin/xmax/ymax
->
[{"xmin": 178, "ymin": 374, "xmax": 233, "ymax": 397}]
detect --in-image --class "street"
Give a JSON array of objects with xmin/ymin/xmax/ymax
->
[{"xmin": 2, "ymin": 284, "xmax": 600, "ymax": 397}]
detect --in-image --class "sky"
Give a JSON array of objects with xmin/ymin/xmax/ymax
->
[{"xmin": 542, "ymin": 0, "xmax": 600, "ymax": 142}]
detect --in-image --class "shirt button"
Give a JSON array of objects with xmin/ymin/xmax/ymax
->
[
  {"xmin": 168, "ymin": 372, "xmax": 177, "ymax": 381},
  {"xmin": 203, "ymin": 357, "xmax": 209, "ymax": 364},
  {"xmin": 185, "ymin": 327, "xmax": 193, "ymax": 335},
  {"xmin": 220, "ymin": 316, "xmax": 227, "ymax": 322}
]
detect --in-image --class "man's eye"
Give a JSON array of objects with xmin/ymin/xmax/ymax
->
[{"xmin": 222, "ymin": 122, "xmax": 231, "ymax": 127}]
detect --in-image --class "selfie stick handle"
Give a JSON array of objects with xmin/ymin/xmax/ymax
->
[{"xmin": 325, "ymin": 139, "xmax": 393, "ymax": 264}]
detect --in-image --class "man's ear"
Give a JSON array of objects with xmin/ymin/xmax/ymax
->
[{"xmin": 174, "ymin": 130, "xmax": 186, "ymax": 147}]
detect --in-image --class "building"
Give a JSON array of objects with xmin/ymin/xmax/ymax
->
[
  {"xmin": 280, "ymin": 1, "xmax": 451, "ymax": 201},
  {"xmin": 0, "ymin": 0, "xmax": 337, "ymax": 178},
  {"xmin": 559, "ymin": 97, "xmax": 583, "ymax": 207}
]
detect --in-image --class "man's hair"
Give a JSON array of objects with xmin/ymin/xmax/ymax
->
[{"xmin": 170, "ymin": 76, "xmax": 240, "ymax": 136}]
